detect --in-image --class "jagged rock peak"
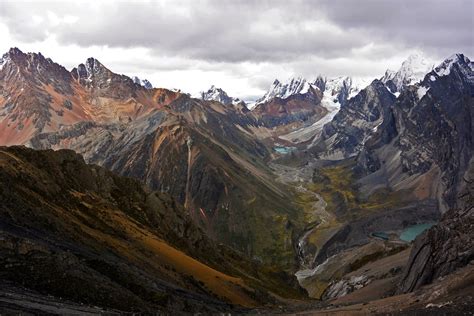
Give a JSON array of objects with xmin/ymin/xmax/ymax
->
[
  {"xmin": 7, "ymin": 47, "xmax": 25, "ymax": 56},
  {"xmin": 434, "ymin": 53, "xmax": 473, "ymax": 77},
  {"xmin": 313, "ymin": 75, "xmax": 327, "ymax": 91},
  {"xmin": 132, "ymin": 76, "xmax": 153, "ymax": 89},
  {"xmin": 1, "ymin": 47, "xmax": 50, "ymax": 65},
  {"xmin": 72, "ymin": 57, "xmax": 114, "ymax": 83},
  {"xmin": 201, "ymin": 85, "xmax": 231, "ymax": 103},
  {"xmin": 84, "ymin": 57, "xmax": 106, "ymax": 76},
  {"xmin": 0, "ymin": 47, "xmax": 69, "ymax": 78},
  {"xmin": 200, "ymin": 85, "xmax": 246, "ymax": 107},
  {"xmin": 256, "ymin": 76, "xmax": 315, "ymax": 104}
]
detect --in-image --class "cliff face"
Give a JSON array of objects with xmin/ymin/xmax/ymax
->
[
  {"xmin": 318, "ymin": 79, "xmax": 396, "ymax": 160},
  {"xmin": 399, "ymin": 162, "xmax": 474, "ymax": 293}
]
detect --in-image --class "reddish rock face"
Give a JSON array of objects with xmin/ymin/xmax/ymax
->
[
  {"xmin": 0, "ymin": 48, "xmax": 180, "ymax": 145},
  {"xmin": 252, "ymin": 86, "xmax": 325, "ymax": 127}
]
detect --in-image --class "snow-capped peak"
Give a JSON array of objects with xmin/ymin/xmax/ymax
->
[
  {"xmin": 322, "ymin": 76, "xmax": 352, "ymax": 95},
  {"xmin": 381, "ymin": 52, "xmax": 435, "ymax": 93},
  {"xmin": 201, "ymin": 85, "xmax": 232, "ymax": 104},
  {"xmin": 256, "ymin": 77, "xmax": 315, "ymax": 104},
  {"xmin": 314, "ymin": 76, "xmax": 370, "ymax": 103},
  {"xmin": 132, "ymin": 76, "xmax": 153, "ymax": 89},
  {"xmin": 200, "ymin": 85, "xmax": 246, "ymax": 107},
  {"xmin": 433, "ymin": 53, "xmax": 473, "ymax": 77},
  {"xmin": 255, "ymin": 75, "xmax": 370, "ymax": 107}
]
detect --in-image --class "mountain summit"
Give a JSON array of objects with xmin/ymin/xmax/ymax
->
[
  {"xmin": 200, "ymin": 85, "xmax": 249, "ymax": 112},
  {"xmin": 200, "ymin": 85, "xmax": 243, "ymax": 105},
  {"xmin": 381, "ymin": 52, "xmax": 435, "ymax": 93},
  {"xmin": 256, "ymin": 77, "xmax": 315, "ymax": 104}
]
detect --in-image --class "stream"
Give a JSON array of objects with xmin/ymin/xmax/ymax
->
[
  {"xmin": 270, "ymin": 162, "xmax": 334, "ymax": 285},
  {"xmin": 295, "ymin": 185, "xmax": 328, "ymax": 267}
]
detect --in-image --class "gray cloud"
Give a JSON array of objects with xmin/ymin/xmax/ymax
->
[
  {"xmin": 0, "ymin": 0, "xmax": 472, "ymax": 98},
  {"xmin": 0, "ymin": 1, "xmax": 384, "ymax": 62},
  {"xmin": 317, "ymin": 0, "xmax": 474, "ymax": 57}
]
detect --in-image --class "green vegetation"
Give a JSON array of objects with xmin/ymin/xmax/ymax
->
[
  {"xmin": 288, "ymin": 159, "xmax": 412, "ymax": 299},
  {"xmin": 309, "ymin": 160, "xmax": 408, "ymax": 222}
]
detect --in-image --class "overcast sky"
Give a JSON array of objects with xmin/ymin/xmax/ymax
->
[{"xmin": 1, "ymin": 0, "xmax": 472, "ymax": 100}]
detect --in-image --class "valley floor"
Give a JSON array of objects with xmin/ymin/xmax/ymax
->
[{"xmin": 266, "ymin": 151, "xmax": 460, "ymax": 314}]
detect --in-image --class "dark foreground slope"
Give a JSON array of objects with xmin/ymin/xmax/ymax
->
[{"xmin": 0, "ymin": 146, "xmax": 305, "ymax": 314}]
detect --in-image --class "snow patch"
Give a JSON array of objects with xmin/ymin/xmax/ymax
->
[
  {"xmin": 246, "ymin": 101, "xmax": 257, "ymax": 110},
  {"xmin": 279, "ymin": 87, "xmax": 341, "ymax": 144},
  {"xmin": 381, "ymin": 52, "xmax": 435, "ymax": 91},
  {"xmin": 417, "ymin": 86, "xmax": 429, "ymax": 100},
  {"xmin": 348, "ymin": 77, "xmax": 371, "ymax": 99}
]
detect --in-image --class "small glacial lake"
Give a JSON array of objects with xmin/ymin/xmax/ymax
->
[
  {"xmin": 400, "ymin": 223, "xmax": 435, "ymax": 242},
  {"xmin": 274, "ymin": 146, "xmax": 296, "ymax": 154}
]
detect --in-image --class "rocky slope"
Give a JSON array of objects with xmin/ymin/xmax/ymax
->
[
  {"xmin": 314, "ymin": 79, "xmax": 396, "ymax": 160},
  {"xmin": 0, "ymin": 48, "xmax": 299, "ymax": 268},
  {"xmin": 358, "ymin": 53, "xmax": 474, "ymax": 211},
  {"xmin": 281, "ymin": 53, "xmax": 473, "ymax": 301},
  {"xmin": 399, "ymin": 161, "xmax": 474, "ymax": 293},
  {"xmin": 311, "ymin": 53, "xmax": 473, "ymax": 212},
  {"xmin": 254, "ymin": 76, "xmax": 370, "ymax": 144},
  {"xmin": 252, "ymin": 78, "xmax": 326, "ymax": 128},
  {"xmin": 1, "ymin": 46, "xmax": 473, "ymax": 314},
  {"xmin": 28, "ymin": 93, "xmax": 300, "ymax": 267},
  {"xmin": 0, "ymin": 146, "xmax": 305, "ymax": 313}
]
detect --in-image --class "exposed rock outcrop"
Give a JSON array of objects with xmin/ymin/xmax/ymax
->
[
  {"xmin": 399, "ymin": 162, "xmax": 474, "ymax": 293},
  {"xmin": 316, "ymin": 79, "xmax": 396, "ymax": 160}
]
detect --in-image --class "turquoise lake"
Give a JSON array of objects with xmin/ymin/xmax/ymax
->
[
  {"xmin": 400, "ymin": 223, "xmax": 435, "ymax": 242},
  {"xmin": 274, "ymin": 146, "xmax": 296, "ymax": 154}
]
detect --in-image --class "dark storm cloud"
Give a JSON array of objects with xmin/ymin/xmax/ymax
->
[
  {"xmin": 0, "ymin": 0, "xmax": 380, "ymax": 62},
  {"xmin": 317, "ymin": 0, "xmax": 474, "ymax": 57},
  {"xmin": 54, "ymin": 1, "xmax": 371, "ymax": 62}
]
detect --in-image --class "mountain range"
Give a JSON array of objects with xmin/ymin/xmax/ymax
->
[{"xmin": 0, "ymin": 47, "xmax": 473, "ymax": 314}]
